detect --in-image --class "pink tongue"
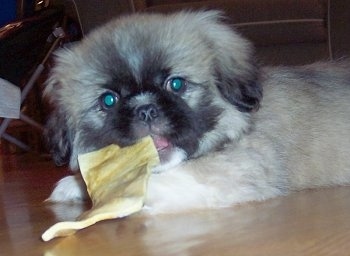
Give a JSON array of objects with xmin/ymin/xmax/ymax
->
[{"xmin": 152, "ymin": 136, "xmax": 169, "ymax": 151}]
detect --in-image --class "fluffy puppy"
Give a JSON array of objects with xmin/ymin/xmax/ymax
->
[{"xmin": 44, "ymin": 11, "xmax": 350, "ymax": 214}]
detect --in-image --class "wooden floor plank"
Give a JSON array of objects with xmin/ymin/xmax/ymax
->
[{"xmin": 1, "ymin": 153, "xmax": 350, "ymax": 255}]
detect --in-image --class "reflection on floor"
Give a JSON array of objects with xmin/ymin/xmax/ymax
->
[{"xmin": 1, "ymin": 152, "xmax": 350, "ymax": 255}]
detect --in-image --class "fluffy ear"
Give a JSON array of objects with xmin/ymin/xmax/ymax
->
[
  {"xmin": 44, "ymin": 110, "xmax": 72, "ymax": 166},
  {"xmin": 201, "ymin": 11, "xmax": 262, "ymax": 112},
  {"xmin": 215, "ymin": 59, "xmax": 262, "ymax": 112}
]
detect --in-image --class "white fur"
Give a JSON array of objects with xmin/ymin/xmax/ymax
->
[
  {"xmin": 144, "ymin": 167, "xmax": 214, "ymax": 214},
  {"xmin": 152, "ymin": 147, "xmax": 187, "ymax": 173},
  {"xmin": 48, "ymin": 175, "xmax": 88, "ymax": 202}
]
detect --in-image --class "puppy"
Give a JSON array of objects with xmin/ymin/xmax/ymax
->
[{"xmin": 44, "ymin": 11, "xmax": 350, "ymax": 214}]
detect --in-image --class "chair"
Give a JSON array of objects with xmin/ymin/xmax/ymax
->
[
  {"xmin": 0, "ymin": 78, "xmax": 20, "ymax": 119},
  {"xmin": 0, "ymin": 13, "xmax": 65, "ymax": 151}
]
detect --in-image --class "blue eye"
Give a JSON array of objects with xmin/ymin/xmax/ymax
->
[
  {"xmin": 100, "ymin": 92, "xmax": 118, "ymax": 109},
  {"xmin": 166, "ymin": 77, "xmax": 187, "ymax": 93}
]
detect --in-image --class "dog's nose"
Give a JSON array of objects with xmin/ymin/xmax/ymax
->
[{"xmin": 136, "ymin": 104, "xmax": 159, "ymax": 122}]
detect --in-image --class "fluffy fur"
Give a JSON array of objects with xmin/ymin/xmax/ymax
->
[{"xmin": 44, "ymin": 11, "xmax": 350, "ymax": 214}]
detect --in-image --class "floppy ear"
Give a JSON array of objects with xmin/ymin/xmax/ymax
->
[
  {"xmin": 215, "ymin": 58, "xmax": 262, "ymax": 112},
  {"xmin": 201, "ymin": 11, "xmax": 262, "ymax": 112},
  {"xmin": 44, "ymin": 109, "xmax": 72, "ymax": 166}
]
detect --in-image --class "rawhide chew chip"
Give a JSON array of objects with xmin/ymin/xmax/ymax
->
[{"xmin": 42, "ymin": 136, "xmax": 159, "ymax": 242}]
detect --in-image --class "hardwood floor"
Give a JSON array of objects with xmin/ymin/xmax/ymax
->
[{"xmin": 1, "ymin": 152, "xmax": 350, "ymax": 255}]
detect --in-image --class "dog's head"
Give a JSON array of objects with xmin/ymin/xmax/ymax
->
[{"xmin": 44, "ymin": 11, "xmax": 262, "ymax": 171}]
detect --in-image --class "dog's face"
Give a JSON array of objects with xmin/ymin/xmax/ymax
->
[{"xmin": 44, "ymin": 11, "xmax": 262, "ymax": 171}]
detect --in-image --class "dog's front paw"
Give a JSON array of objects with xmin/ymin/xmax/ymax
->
[
  {"xmin": 144, "ymin": 169, "xmax": 213, "ymax": 215},
  {"xmin": 47, "ymin": 175, "xmax": 88, "ymax": 202}
]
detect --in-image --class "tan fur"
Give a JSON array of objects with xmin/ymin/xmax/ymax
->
[{"xmin": 45, "ymin": 11, "xmax": 350, "ymax": 214}]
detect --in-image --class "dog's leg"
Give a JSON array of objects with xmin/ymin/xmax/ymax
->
[
  {"xmin": 144, "ymin": 139, "xmax": 289, "ymax": 214},
  {"xmin": 144, "ymin": 168, "xmax": 215, "ymax": 214}
]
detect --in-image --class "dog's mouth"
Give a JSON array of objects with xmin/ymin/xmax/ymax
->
[
  {"xmin": 150, "ymin": 134, "xmax": 177, "ymax": 164},
  {"xmin": 151, "ymin": 135, "xmax": 171, "ymax": 152}
]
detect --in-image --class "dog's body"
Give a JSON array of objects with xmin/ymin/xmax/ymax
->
[{"xmin": 45, "ymin": 11, "xmax": 350, "ymax": 214}]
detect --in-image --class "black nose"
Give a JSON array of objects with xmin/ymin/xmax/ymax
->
[{"xmin": 136, "ymin": 104, "xmax": 159, "ymax": 122}]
